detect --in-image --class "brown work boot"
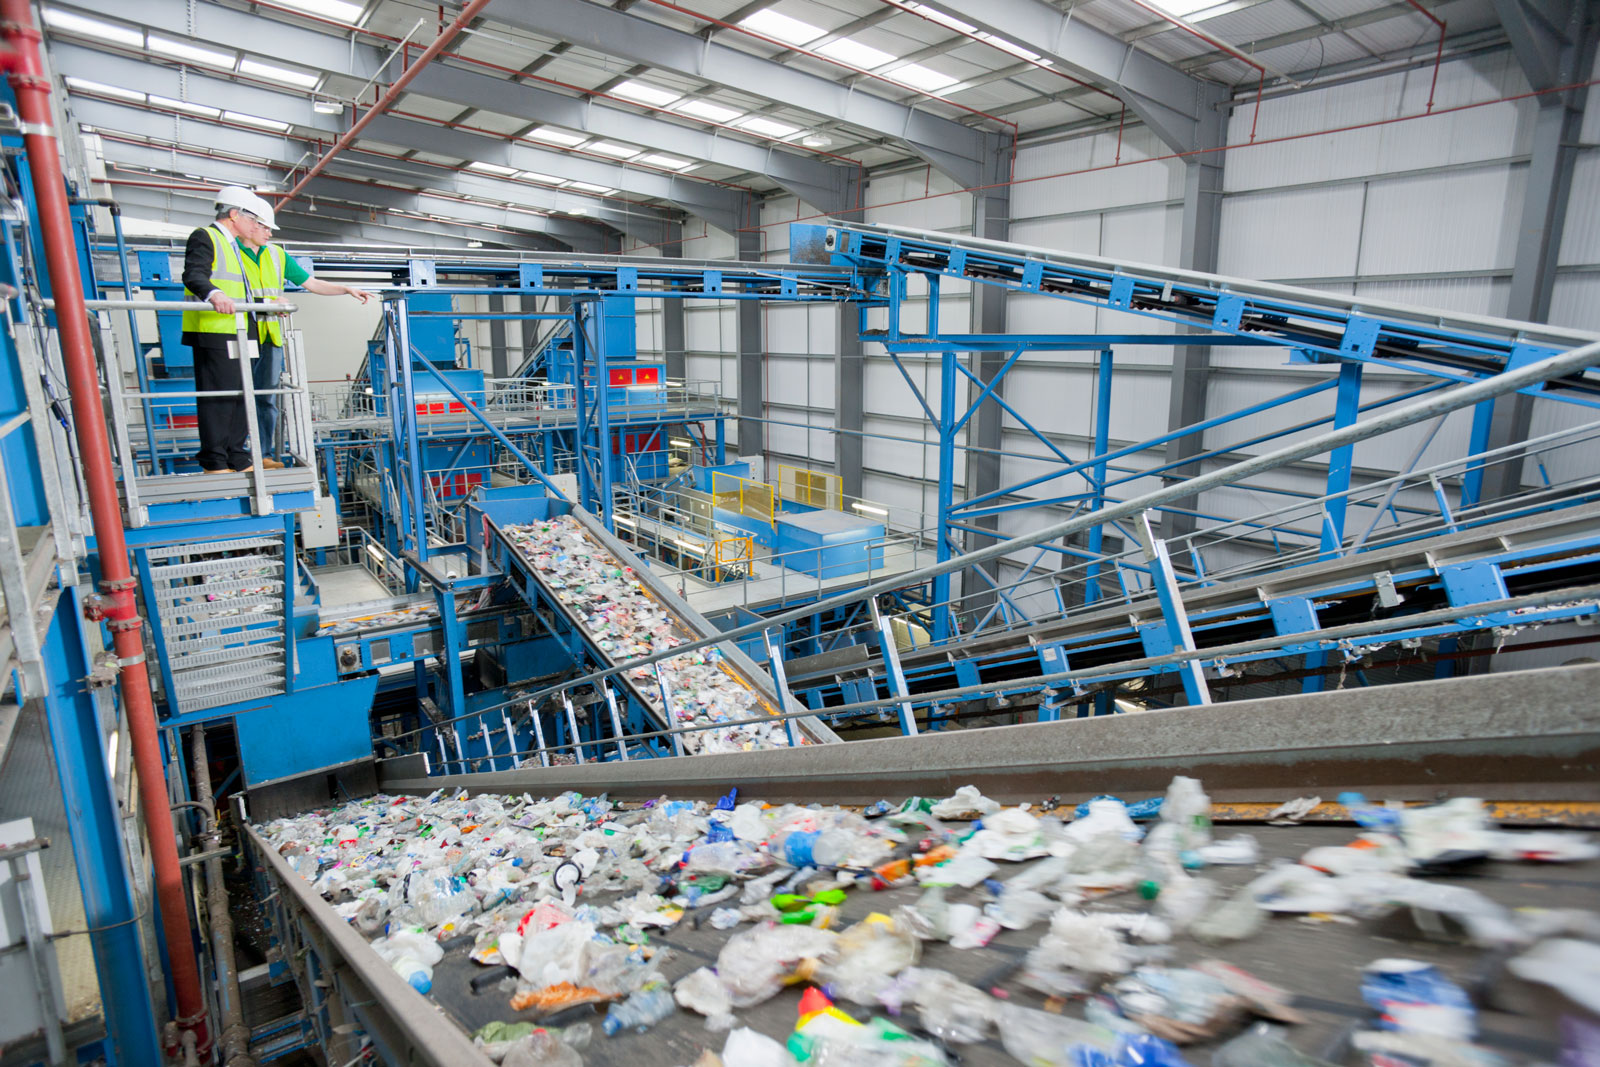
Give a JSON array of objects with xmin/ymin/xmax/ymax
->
[{"xmin": 261, "ymin": 457, "xmax": 285, "ymax": 470}]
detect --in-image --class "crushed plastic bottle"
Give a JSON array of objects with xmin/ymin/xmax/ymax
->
[{"xmin": 601, "ymin": 985, "xmax": 676, "ymax": 1036}]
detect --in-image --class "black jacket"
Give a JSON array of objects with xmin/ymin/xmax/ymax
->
[{"xmin": 181, "ymin": 226, "xmax": 259, "ymax": 349}]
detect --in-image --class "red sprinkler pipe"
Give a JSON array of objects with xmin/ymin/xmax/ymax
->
[
  {"xmin": 0, "ymin": 0, "xmax": 213, "ymax": 1059},
  {"xmin": 281, "ymin": 0, "xmax": 495, "ymax": 206}
]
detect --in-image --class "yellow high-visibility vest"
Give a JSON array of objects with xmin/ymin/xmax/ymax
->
[
  {"xmin": 240, "ymin": 243, "xmax": 287, "ymax": 347},
  {"xmin": 181, "ymin": 225, "xmax": 250, "ymax": 338}
]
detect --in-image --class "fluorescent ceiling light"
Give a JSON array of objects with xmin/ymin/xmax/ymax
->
[
  {"xmin": 674, "ymin": 99, "xmax": 743, "ymax": 124},
  {"xmin": 148, "ymin": 94, "xmax": 222, "ymax": 118},
  {"xmin": 519, "ymin": 171, "xmax": 567, "ymax": 185},
  {"xmin": 738, "ymin": 9, "xmax": 823, "ymax": 46},
  {"xmin": 886, "ymin": 63, "xmax": 959, "ymax": 93},
  {"xmin": 565, "ymin": 207, "xmax": 589, "ymax": 216},
  {"xmin": 224, "ymin": 110, "xmax": 291, "ymax": 131},
  {"xmin": 240, "ymin": 58, "xmax": 319, "ymax": 88},
  {"xmin": 467, "ymin": 161, "xmax": 517, "ymax": 176},
  {"xmin": 148, "ymin": 35, "xmax": 234, "ymax": 68},
  {"xmin": 637, "ymin": 152, "xmax": 695, "ymax": 170},
  {"xmin": 1147, "ymin": 0, "xmax": 1225, "ymax": 16},
  {"xmin": 63, "ymin": 76, "xmax": 144, "ymax": 103},
  {"xmin": 527, "ymin": 126, "xmax": 587, "ymax": 147},
  {"xmin": 816, "ymin": 37, "xmax": 894, "ymax": 69},
  {"xmin": 738, "ymin": 116, "xmax": 801, "ymax": 139},
  {"xmin": 40, "ymin": 8, "xmax": 142, "ymax": 47},
  {"xmin": 587, "ymin": 141, "xmax": 640, "ymax": 159},
  {"xmin": 900, "ymin": 2, "xmax": 976, "ymax": 35},
  {"xmin": 272, "ymin": 0, "xmax": 365, "ymax": 21},
  {"xmin": 566, "ymin": 180, "xmax": 614, "ymax": 194},
  {"xmin": 312, "ymin": 99, "xmax": 344, "ymax": 114},
  {"xmin": 851, "ymin": 501, "xmax": 888, "ymax": 516},
  {"xmin": 976, "ymin": 32, "xmax": 1050, "ymax": 65},
  {"xmin": 610, "ymin": 80, "xmax": 680, "ymax": 107}
]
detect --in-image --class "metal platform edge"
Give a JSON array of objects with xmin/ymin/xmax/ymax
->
[{"xmin": 379, "ymin": 663, "xmax": 1600, "ymax": 823}]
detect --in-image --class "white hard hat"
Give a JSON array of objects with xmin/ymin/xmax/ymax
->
[{"xmin": 213, "ymin": 185, "xmax": 278, "ymax": 231}]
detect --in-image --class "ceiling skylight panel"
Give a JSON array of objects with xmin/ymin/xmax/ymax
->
[
  {"xmin": 224, "ymin": 110, "xmax": 291, "ymax": 131},
  {"xmin": 272, "ymin": 0, "xmax": 366, "ymax": 21},
  {"xmin": 240, "ymin": 58, "xmax": 319, "ymax": 87},
  {"xmin": 886, "ymin": 63, "xmax": 959, "ymax": 93},
  {"xmin": 674, "ymin": 99, "xmax": 743, "ymax": 124},
  {"xmin": 41, "ymin": 7, "xmax": 142, "ymax": 46},
  {"xmin": 738, "ymin": 9, "xmax": 824, "ymax": 46},
  {"xmin": 738, "ymin": 116, "xmax": 801, "ymax": 138},
  {"xmin": 527, "ymin": 127, "xmax": 588, "ymax": 147},
  {"xmin": 815, "ymin": 37, "xmax": 895, "ymax": 69},
  {"xmin": 63, "ymin": 76, "xmax": 145, "ymax": 103},
  {"xmin": 611, "ymin": 80, "xmax": 682, "ymax": 107},
  {"xmin": 148, "ymin": 35, "xmax": 235, "ymax": 68}
]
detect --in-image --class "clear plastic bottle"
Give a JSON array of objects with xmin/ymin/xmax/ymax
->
[
  {"xmin": 602, "ymin": 986, "xmax": 677, "ymax": 1035},
  {"xmin": 373, "ymin": 929, "xmax": 443, "ymax": 994}
]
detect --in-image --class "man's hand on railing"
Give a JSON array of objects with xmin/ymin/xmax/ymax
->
[{"xmin": 207, "ymin": 290, "xmax": 237, "ymax": 315}]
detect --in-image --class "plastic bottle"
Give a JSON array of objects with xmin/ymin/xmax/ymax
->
[
  {"xmin": 602, "ymin": 986, "xmax": 677, "ymax": 1036},
  {"xmin": 372, "ymin": 929, "xmax": 443, "ymax": 993},
  {"xmin": 810, "ymin": 829, "xmax": 860, "ymax": 867}
]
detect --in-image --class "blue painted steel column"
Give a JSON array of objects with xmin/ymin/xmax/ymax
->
[
  {"xmin": 1139, "ymin": 516, "xmax": 1211, "ymax": 706},
  {"xmin": 1321, "ymin": 361, "xmax": 1363, "ymax": 558},
  {"xmin": 1085, "ymin": 349, "xmax": 1113, "ymax": 604},
  {"xmin": 394, "ymin": 303, "xmax": 428, "ymax": 564},
  {"xmin": 570, "ymin": 309, "xmax": 595, "ymax": 514},
  {"xmin": 1461, "ymin": 399, "xmax": 1495, "ymax": 509},
  {"xmin": 42, "ymin": 586, "xmax": 163, "ymax": 1063}
]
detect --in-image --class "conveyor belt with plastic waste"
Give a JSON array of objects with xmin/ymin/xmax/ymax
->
[
  {"xmin": 479, "ymin": 497, "xmax": 837, "ymax": 754},
  {"xmin": 242, "ymin": 664, "xmax": 1600, "ymax": 1067}
]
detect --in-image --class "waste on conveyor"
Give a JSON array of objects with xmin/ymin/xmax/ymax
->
[
  {"xmin": 257, "ymin": 778, "xmax": 1599, "ymax": 1067},
  {"xmin": 317, "ymin": 602, "xmax": 439, "ymax": 636},
  {"xmin": 504, "ymin": 517, "xmax": 795, "ymax": 754}
]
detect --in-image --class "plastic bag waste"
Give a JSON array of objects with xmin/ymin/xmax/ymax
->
[
  {"xmin": 1196, "ymin": 835, "xmax": 1260, "ymax": 866},
  {"xmin": 885, "ymin": 967, "xmax": 996, "ymax": 1044},
  {"xmin": 674, "ymin": 967, "xmax": 736, "ymax": 1030},
  {"xmin": 372, "ymin": 928, "xmax": 444, "ymax": 993},
  {"xmin": 930, "ymin": 785, "xmax": 1000, "ymax": 820},
  {"xmin": 818, "ymin": 913, "xmax": 920, "ymax": 1005},
  {"xmin": 500, "ymin": 1029, "xmax": 583, "ymax": 1067},
  {"xmin": 987, "ymin": 886, "xmax": 1056, "ymax": 930},
  {"xmin": 722, "ymin": 1026, "xmax": 797, "ymax": 1066},
  {"xmin": 1189, "ymin": 887, "xmax": 1265, "ymax": 945},
  {"xmin": 998, "ymin": 1002, "xmax": 1119, "ymax": 1066},
  {"xmin": 716, "ymin": 922, "xmax": 837, "ymax": 1007},
  {"xmin": 967, "ymin": 807, "xmax": 1051, "ymax": 861},
  {"xmin": 1213, "ymin": 1023, "xmax": 1337, "ymax": 1067},
  {"xmin": 1506, "ymin": 937, "xmax": 1600, "ymax": 1013}
]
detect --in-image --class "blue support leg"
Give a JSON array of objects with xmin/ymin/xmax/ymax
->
[{"xmin": 42, "ymin": 587, "xmax": 163, "ymax": 1064}]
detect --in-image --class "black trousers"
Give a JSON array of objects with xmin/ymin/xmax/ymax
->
[{"xmin": 193, "ymin": 343, "xmax": 250, "ymax": 471}]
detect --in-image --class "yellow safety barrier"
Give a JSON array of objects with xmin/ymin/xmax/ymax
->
[
  {"xmin": 710, "ymin": 472, "xmax": 774, "ymax": 525},
  {"xmin": 714, "ymin": 536, "xmax": 754, "ymax": 566},
  {"xmin": 777, "ymin": 464, "xmax": 843, "ymax": 510}
]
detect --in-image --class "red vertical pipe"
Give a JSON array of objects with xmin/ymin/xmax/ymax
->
[{"xmin": 0, "ymin": 1, "xmax": 213, "ymax": 1058}]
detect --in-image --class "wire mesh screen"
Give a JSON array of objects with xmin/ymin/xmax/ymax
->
[{"xmin": 777, "ymin": 465, "xmax": 842, "ymax": 510}]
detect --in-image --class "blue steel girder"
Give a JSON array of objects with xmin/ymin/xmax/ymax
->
[{"xmin": 795, "ymin": 223, "xmax": 1600, "ymax": 405}]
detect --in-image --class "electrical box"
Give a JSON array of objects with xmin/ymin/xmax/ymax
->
[{"xmin": 300, "ymin": 498, "xmax": 338, "ymax": 549}]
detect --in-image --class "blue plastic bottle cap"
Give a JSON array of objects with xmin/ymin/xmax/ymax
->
[{"xmin": 408, "ymin": 972, "xmax": 431, "ymax": 994}]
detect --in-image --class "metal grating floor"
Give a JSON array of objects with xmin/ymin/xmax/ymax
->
[{"xmin": 0, "ymin": 701, "xmax": 101, "ymax": 1026}]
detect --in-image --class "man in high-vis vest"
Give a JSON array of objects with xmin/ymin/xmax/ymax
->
[
  {"xmin": 231, "ymin": 193, "xmax": 370, "ymax": 466},
  {"xmin": 182, "ymin": 187, "xmax": 368, "ymax": 472}
]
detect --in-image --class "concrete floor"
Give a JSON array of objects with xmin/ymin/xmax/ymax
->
[{"xmin": 415, "ymin": 823, "xmax": 1583, "ymax": 1066}]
